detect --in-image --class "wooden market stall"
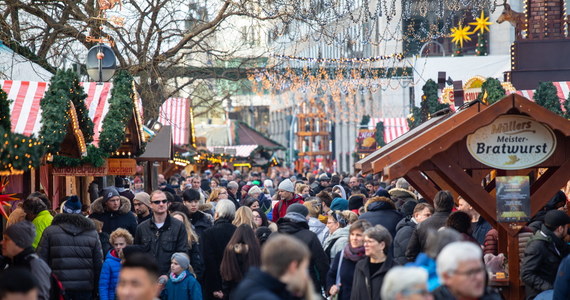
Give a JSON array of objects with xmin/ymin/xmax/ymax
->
[
  {"xmin": 356, "ymin": 94, "xmax": 570, "ymax": 300},
  {"xmin": 137, "ymin": 126, "xmax": 173, "ymax": 193}
]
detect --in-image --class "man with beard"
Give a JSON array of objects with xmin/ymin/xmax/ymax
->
[{"xmin": 133, "ymin": 192, "xmax": 152, "ymax": 224}]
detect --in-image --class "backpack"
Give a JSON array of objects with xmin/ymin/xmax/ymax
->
[{"xmin": 24, "ymin": 253, "xmax": 65, "ymax": 300}]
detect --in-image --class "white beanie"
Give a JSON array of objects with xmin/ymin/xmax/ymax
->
[
  {"xmin": 264, "ymin": 179, "xmax": 273, "ymax": 188},
  {"xmin": 248, "ymin": 186, "xmax": 262, "ymax": 195},
  {"xmin": 278, "ymin": 179, "xmax": 295, "ymax": 193}
]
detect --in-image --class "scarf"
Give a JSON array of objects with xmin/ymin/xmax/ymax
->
[
  {"xmin": 170, "ymin": 270, "xmax": 188, "ymax": 283},
  {"xmin": 343, "ymin": 243, "xmax": 366, "ymax": 262}
]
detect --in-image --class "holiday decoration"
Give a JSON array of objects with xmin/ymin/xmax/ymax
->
[
  {"xmin": 375, "ymin": 122, "xmax": 386, "ymax": 147},
  {"xmin": 408, "ymin": 79, "xmax": 450, "ymax": 129},
  {"xmin": 39, "ymin": 70, "xmax": 72, "ymax": 154},
  {"xmin": 565, "ymin": 94, "xmax": 570, "ymax": 119},
  {"xmin": 66, "ymin": 69, "xmax": 95, "ymax": 143},
  {"xmin": 534, "ymin": 82, "xmax": 564, "ymax": 116},
  {"xmin": 475, "ymin": 33, "xmax": 488, "ymax": 56},
  {"xmin": 0, "ymin": 177, "xmax": 18, "ymax": 219},
  {"xmin": 450, "ymin": 23, "xmax": 472, "ymax": 49},
  {"xmin": 470, "ymin": 11, "xmax": 493, "ymax": 34},
  {"xmin": 477, "ymin": 78, "xmax": 505, "ymax": 105}
]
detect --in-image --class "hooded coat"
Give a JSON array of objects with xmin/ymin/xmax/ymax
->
[
  {"xmin": 89, "ymin": 196, "xmax": 138, "ymax": 236},
  {"xmin": 359, "ymin": 199, "xmax": 403, "ymax": 238},
  {"xmin": 233, "ymin": 268, "xmax": 294, "ymax": 300},
  {"xmin": 323, "ymin": 226, "xmax": 349, "ymax": 263},
  {"xmin": 201, "ymin": 218, "xmax": 236, "ymax": 300},
  {"xmin": 308, "ymin": 217, "xmax": 328, "ymax": 244},
  {"xmin": 405, "ymin": 211, "xmax": 451, "ymax": 262},
  {"xmin": 388, "ymin": 188, "xmax": 417, "ymax": 208},
  {"xmin": 271, "ymin": 194, "xmax": 304, "ymax": 222},
  {"xmin": 99, "ymin": 250, "xmax": 121, "ymax": 300},
  {"xmin": 393, "ymin": 216, "xmax": 416, "ymax": 265},
  {"xmin": 37, "ymin": 213, "xmax": 103, "ymax": 292},
  {"xmin": 333, "ymin": 185, "xmax": 347, "ymax": 200},
  {"xmin": 278, "ymin": 213, "xmax": 329, "ymax": 292}
]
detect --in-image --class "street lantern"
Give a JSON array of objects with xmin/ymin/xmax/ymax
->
[{"xmin": 86, "ymin": 44, "xmax": 117, "ymax": 82}]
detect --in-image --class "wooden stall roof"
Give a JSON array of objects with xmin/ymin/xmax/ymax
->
[
  {"xmin": 136, "ymin": 126, "xmax": 173, "ymax": 161},
  {"xmin": 355, "ymin": 114, "xmax": 450, "ymax": 174}
]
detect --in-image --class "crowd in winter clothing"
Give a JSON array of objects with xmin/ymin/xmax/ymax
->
[{"xmin": 1, "ymin": 168, "xmax": 569, "ymax": 300}]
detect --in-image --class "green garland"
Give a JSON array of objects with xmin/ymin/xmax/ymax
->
[
  {"xmin": 39, "ymin": 70, "xmax": 72, "ymax": 154},
  {"xmin": 66, "ymin": 69, "xmax": 95, "ymax": 143},
  {"xmin": 534, "ymin": 82, "xmax": 564, "ymax": 116},
  {"xmin": 375, "ymin": 121, "xmax": 386, "ymax": 147},
  {"xmin": 99, "ymin": 70, "xmax": 134, "ymax": 154},
  {"xmin": 52, "ymin": 145, "xmax": 107, "ymax": 167},
  {"xmin": 477, "ymin": 78, "xmax": 505, "ymax": 105},
  {"xmin": 0, "ymin": 85, "xmax": 44, "ymax": 173}
]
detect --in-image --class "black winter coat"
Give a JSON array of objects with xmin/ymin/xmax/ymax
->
[
  {"xmin": 326, "ymin": 251, "xmax": 361, "ymax": 300},
  {"xmin": 277, "ymin": 214, "xmax": 329, "ymax": 293},
  {"xmin": 393, "ymin": 217, "xmax": 416, "ymax": 265},
  {"xmin": 134, "ymin": 214, "xmax": 189, "ymax": 275},
  {"xmin": 89, "ymin": 196, "xmax": 138, "ymax": 236},
  {"xmin": 432, "ymin": 285, "xmax": 503, "ymax": 300},
  {"xmin": 37, "ymin": 213, "xmax": 103, "ymax": 292},
  {"xmin": 189, "ymin": 241, "xmax": 204, "ymax": 282},
  {"xmin": 405, "ymin": 211, "xmax": 451, "ymax": 262},
  {"xmin": 202, "ymin": 218, "xmax": 237, "ymax": 300},
  {"xmin": 359, "ymin": 201, "xmax": 403, "ymax": 238},
  {"xmin": 233, "ymin": 268, "xmax": 296, "ymax": 300},
  {"xmin": 350, "ymin": 256, "xmax": 395, "ymax": 300},
  {"xmin": 4, "ymin": 247, "xmax": 52, "ymax": 300},
  {"xmin": 521, "ymin": 225, "xmax": 570, "ymax": 300},
  {"xmin": 189, "ymin": 210, "xmax": 213, "ymax": 238}
]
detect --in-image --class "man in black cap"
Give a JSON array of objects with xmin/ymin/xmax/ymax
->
[
  {"xmin": 1, "ymin": 221, "xmax": 51, "ymax": 300},
  {"xmin": 311, "ymin": 173, "xmax": 330, "ymax": 195},
  {"xmin": 90, "ymin": 186, "xmax": 138, "ymax": 236},
  {"xmin": 521, "ymin": 209, "xmax": 570, "ymax": 299}
]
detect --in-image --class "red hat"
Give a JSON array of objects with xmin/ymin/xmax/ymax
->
[{"xmin": 242, "ymin": 185, "xmax": 252, "ymax": 193}]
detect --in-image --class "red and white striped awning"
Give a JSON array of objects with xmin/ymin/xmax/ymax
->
[
  {"xmin": 158, "ymin": 97, "xmax": 190, "ymax": 146},
  {"xmin": 207, "ymin": 145, "xmax": 259, "ymax": 157},
  {"xmin": 515, "ymin": 81, "xmax": 570, "ymax": 106},
  {"xmin": 1, "ymin": 80, "xmax": 143, "ymax": 146},
  {"xmin": 368, "ymin": 117, "xmax": 410, "ymax": 144}
]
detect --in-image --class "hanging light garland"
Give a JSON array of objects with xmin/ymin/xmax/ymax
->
[{"xmin": 270, "ymin": 53, "xmax": 405, "ymax": 63}]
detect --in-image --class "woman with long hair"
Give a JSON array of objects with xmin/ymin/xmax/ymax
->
[
  {"xmin": 207, "ymin": 187, "xmax": 229, "ymax": 209},
  {"xmin": 252, "ymin": 208, "xmax": 269, "ymax": 228},
  {"xmin": 219, "ymin": 224, "xmax": 261, "ymax": 299},
  {"xmin": 171, "ymin": 211, "xmax": 204, "ymax": 282},
  {"xmin": 232, "ymin": 206, "xmax": 256, "ymax": 229}
]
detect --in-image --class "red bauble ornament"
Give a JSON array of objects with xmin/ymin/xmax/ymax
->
[{"xmin": 96, "ymin": 52, "xmax": 105, "ymax": 60}]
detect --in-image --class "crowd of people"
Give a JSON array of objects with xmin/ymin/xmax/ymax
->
[{"xmin": 0, "ymin": 168, "xmax": 569, "ymax": 300}]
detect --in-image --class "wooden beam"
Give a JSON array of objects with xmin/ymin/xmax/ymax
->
[
  {"xmin": 430, "ymin": 153, "xmax": 500, "ymax": 230},
  {"xmin": 424, "ymin": 171, "xmax": 462, "ymax": 202},
  {"xmin": 507, "ymin": 234, "xmax": 524, "ymax": 300},
  {"xmin": 404, "ymin": 170, "xmax": 439, "ymax": 203},
  {"xmin": 530, "ymin": 158, "xmax": 570, "ymax": 217}
]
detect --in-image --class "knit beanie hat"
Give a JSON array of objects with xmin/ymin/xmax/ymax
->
[
  {"xmin": 278, "ymin": 179, "xmax": 295, "ymax": 193},
  {"xmin": 102, "ymin": 187, "xmax": 120, "ymax": 203},
  {"xmin": 287, "ymin": 203, "xmax": 309, "ymax": 217},
  {"xmin": 171, "ymin": 252, "xmax": 190, "ymax": 270},
  {"xmin": 63, "ymin": 195, "xmax": 82, "ymax": 214},
  {"xmin": 263, "ymin": 180, "xmax": 273, "ymax": 188},
  {"xmin": 330, "ymin": 198, "xmax": 349, "ymax": 211},
  {"xmin": 5, "ymin": 221, "xmax": 36, "ymax": 248},
  {"xmin": 248, "ymin": 186, "xmax": 262, "ymax": 196},
  {"xmin": 134, "ymin": 192, "xmax": 151, "ymax": 208}
]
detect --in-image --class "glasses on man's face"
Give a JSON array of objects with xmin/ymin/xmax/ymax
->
[
  {"xmin": 454, "ymin": 266, "xmax": 485, "ymax": 277},
  {"xmin": 219, "ymin": 192, "xmax": 227, "ymax": 195},
  {"xmin": 151, "ymin": 200, "xmax": 168, "ymax": 205}
]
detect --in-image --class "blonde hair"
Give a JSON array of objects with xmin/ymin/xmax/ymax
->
[
  {"xmin": 232, "ymin": 206, "xmax": 256, "ymax": 229},
  {"xmin": 207, "ymin": 187, "xmax": 227, "ymax": 203},
  {"xmin": 109, "ymin": 228, "xmax": 134, "ymax": 246},
  {"xmin": 303, "ymin": 200, "xmax": 320, "ymax": 218},
  {"xmin": 295, "ymin": 184, "xmax": 309, "ymax": 195},
  {"xmin": 170, "ymin": 211, "xmax": 199, "ymax": 246},
  {"xmin": 341, "ymin": 210, "xmax": 358, "ymax": 224}
]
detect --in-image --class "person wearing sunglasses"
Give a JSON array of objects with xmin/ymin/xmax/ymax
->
[{"xmin": 134, "ymin": 190, "xmax": 189, "ymax": 275}]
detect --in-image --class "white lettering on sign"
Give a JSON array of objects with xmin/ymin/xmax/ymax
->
[{"xmin": 466, "ymin": 115, "xmax": 557, "ymax": 170}]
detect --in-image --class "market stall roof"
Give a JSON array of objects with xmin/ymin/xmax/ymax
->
[
  {"xmin": 158, "ymin": 97, "xmax": 192, "ymax": 146},
  {"xmin": 367, "ymin": 117, "xmax": 410, "ymax": 144},
  {"xmin": 515, "ymin": 81, "xmax": 570, "ymax": 106},
  {"xmin": 0, "ymin": 42, "xmax": 53, "ymax": 81},
  {"xmin": 1, "ymin": 80, "xmax": 145, "ymax": 146},
  {"xmin": 137, "ymin": 126, "xmax": 173, "ymax": 161},
  {"xmin": 206, "ymin": 145, "xmax": 260, "ymax": 158},
  {"xmin": 234, "ymin": 121, "xmax": 284, "ymax": 150}
]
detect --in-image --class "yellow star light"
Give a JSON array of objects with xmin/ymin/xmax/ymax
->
[
  {"xmin": 469, "ymin": 11, "xmax": 492, "ymax": 34},
  {"xmin": 450, "ymin": 24, "xmax": 472, "ymax": 48}
]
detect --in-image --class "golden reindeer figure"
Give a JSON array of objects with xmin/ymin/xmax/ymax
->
[{"xmin": 496, "ymin": 0, "xmax": 526, "ymax": 39}]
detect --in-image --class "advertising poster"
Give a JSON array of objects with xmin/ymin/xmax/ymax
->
[
  {"xmin": 356, "ymin": 129, "xmax": 377, "ymax": 154},
  {"xmin": 496, "ymin": 176, "xmax": 531, "ymax": 222}
]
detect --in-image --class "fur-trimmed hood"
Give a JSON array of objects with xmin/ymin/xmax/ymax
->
[
  {"xmin": 52, "ymin": 213, "xmax": 96, "ymax": 235},
  {"xmin": 199, "ymin": 202, "xmax": 213, "ymax": 212},
  {"xmin": 365, "ymin": 197, "xmax": 396, "ymax": 212},
  {"xmin": 90, "ymin": 196, "xmax": 131, "ymax": 214},
  {"xmin": 388, "ymin": 188, "xmax": 417, "ymax": 201}
]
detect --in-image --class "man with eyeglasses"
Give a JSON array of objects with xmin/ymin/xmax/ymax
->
[
  {"xmin": 134, "ymin": 190, "xmax": 189, "ymax": 275},
  {"xmin": 434, "ymin": 242, "xmax": 501, "ymax": 300}
]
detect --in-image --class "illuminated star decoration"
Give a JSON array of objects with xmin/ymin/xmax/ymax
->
[
  {"xmin": 450, "ymin": 23, "xmax": 472, "ymax": 48},
  {"xmin": 469, "ymin": 11, "xmax": 493, "ymax": 34},
  {"xmin": 0, "ymin": 177, "xmax": 17, "ymax": 219}
]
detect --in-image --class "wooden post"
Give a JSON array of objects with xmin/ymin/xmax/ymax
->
[
  {"xmin": 507, "ymin": 233, "xmax": 524, "ymax": 300},
  {"xmin": 404, "ymin": 170, "xmax": 439, "ymax": 203}
]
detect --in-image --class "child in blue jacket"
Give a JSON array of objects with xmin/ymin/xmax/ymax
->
[
  {"xmin": 160, "ymin": 253, "xmax": 202, "ymax": 300},
  {"xmin": 99, "ymin": 228, "xmax": 133, "ymax": 300}
]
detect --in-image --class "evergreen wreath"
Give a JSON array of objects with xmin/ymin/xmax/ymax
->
[
  {"xmin": 39, "ymin": 70, "xmax": 72, "ymax": 155},
  {"xmin": 66, "ymin": 69, "xmax": 95, "ymax": 143}
]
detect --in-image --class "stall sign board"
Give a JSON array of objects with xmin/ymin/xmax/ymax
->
[
  {"xmin": 466, "ymin": 115, "xmax": 557, "ymax": 170},
  {"xmin": 52, "ymin": 164, "xmax": 108, "ymax": 176},
  {"xmin": 496, "ymin": 176, "xmax": 531, "ymax": 222},
  {"xmin": 107, "ymin": 159, "xmax": 137, "ymax": 175}
]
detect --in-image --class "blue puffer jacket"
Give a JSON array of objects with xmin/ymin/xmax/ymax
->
[
  {"xmin": 161, "ymin": 270, "xmax": 202, "ymax": 300},
  {"xmin": 99, "ymin": 250, "xmax": 121, "ymax": 300}
]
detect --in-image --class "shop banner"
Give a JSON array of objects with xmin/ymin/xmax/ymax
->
[
  {"xmin": 52, "ymin": 164, "xmax": 108, "ymax": 177},
  {"xmin": 496, "ymin": 176, "xmax": 531, "ymax": 222},
  {"xmin": 107, "ymin": 159, "xmax": 137, "ymax": 175},
  {"xmin": 357, "ymin": 129, "xmax": 377, "ymax": 154}
]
